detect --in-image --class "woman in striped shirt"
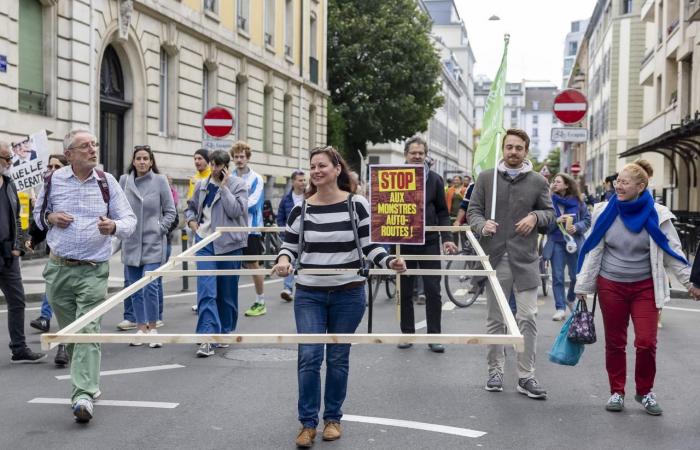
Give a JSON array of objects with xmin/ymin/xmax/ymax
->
[{"xmin": 273, "ymin": 146, "xmax": 405, "ymax": 448}]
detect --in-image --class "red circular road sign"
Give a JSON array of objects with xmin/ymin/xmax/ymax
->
[
  {"xmin": 553, "ymin": 89, "xmax": 588, "ymax": 124},
  {"xmin": 202, "ymin": 107, "xmax": 234, "ymax": 138},
  {"xmin": 570, "ymin": 162, "xmax": 582, "ymax": 175}
]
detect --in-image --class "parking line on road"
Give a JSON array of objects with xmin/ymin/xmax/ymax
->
[
  {"xmin": 416, "ymin": 320, "xmax": 427, "ymax": 330},
  {"xmin": 343, "ymin": 414, "xmax": 486, "ymax": 438},
  {"xmin": 442, "ymin": 302, "xmax": 456, "ymax": 311},
  {"xmin": 664, "ymin": 306, "xmax": 700, "ymax": 313},
  {"xmin": 55, "ymin": 364, "xmax": 185, "ymax": 380},
  {"xmin": 28, "ymin": 398, "xmax": 179, "ymax": 409},
  {"xmin": 163, "ymin": 278, "xmax": 283, "ymax": 300}
]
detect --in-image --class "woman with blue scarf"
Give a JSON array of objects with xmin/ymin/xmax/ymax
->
[
  {"xmin": 575, "ymin": 160, "xmax": 692, "ymax": 416},
  {"xmin": 543, "ymin": 173, "xmax": 590, "ymax": 321}
]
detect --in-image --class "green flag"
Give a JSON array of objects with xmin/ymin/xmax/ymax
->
[{"xmin": 473, "ymin": 37, "xmax": 509, "ymax": 178}]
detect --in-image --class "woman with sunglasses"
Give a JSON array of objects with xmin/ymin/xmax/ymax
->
[
  {"xmin": 272, "ymin": 146, "xmax": 406, "ymax": 448},
  {"xmin": 119, "ymin": 146, "xmax": 176, "ymax": 348},
  {"xmin": 26, "ymin": 154, "xmax": 70, "ymax": 365}
]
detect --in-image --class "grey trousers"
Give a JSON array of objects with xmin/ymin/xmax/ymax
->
[{"xmin": 485, "ymin": 253, "xmax": 538, "ymax": 379}]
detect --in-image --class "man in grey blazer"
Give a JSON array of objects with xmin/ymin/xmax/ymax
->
[{"xmin": 468, "ymin": 129, "xmax": 555, "ymax": 400}]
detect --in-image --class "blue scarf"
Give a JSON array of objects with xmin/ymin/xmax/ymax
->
[
  {"xmin": 577, "ymin": 190, "xmax": 687, "ymax": 272},
  {"xmin": 552, "ymin": 194, "xmax": 580, "ymax": 217}
]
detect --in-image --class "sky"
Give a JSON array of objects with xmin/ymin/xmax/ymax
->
[{"xmin": 456, "ymin": 0, "xmax": 599, "ymax": 85}]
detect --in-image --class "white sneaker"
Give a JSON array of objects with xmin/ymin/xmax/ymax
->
[
  {"xmin": 191, "ymin": 304, "xmax": 198, "ymax": 313},
  {"xmin": 129, "ymin": 329, "xmax": 145, "ymax": 346},
  {"xmin": 280, "ymin": 289, "xmax": 294, "ymax": 302},
  {"xmin": 552, "ymin": 310, "xmax": 566, "ymax": 321},
  {"xmin": 149, "ymin": 329, "xmax": 162, "ymax": 348},
  {"xmin": 117, "ymin": 320, "xmax": 137, "ymax": 331},
  {"xmin": 196, "ymin": 343, "xmax": 214, "ymax": 357},
  {"xmin": 155, "ymin": 320, "xmax": 164, "ymax": 328}
]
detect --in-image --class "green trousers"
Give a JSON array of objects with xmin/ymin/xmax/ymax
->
[{"xmin": 44, "ymin": 259, "xmax": 109, "ymax": 402}]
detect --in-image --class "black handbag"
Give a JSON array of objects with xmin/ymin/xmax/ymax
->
[{"xmin": 567, "ymin": 294, "xmax": 597, "ymax": 344}]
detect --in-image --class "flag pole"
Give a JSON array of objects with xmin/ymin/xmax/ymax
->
[{"xmin": 490, "ymin": 132, "xmax": 500, "ymax": 220}]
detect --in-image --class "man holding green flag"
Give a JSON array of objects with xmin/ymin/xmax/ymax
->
[{"xmin": 467, "ymin": 37, "xmax": 555, "ymax": 400}]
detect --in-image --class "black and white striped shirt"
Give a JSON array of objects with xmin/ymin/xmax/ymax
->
[{"xmin": 278, "ymin": 195, "xmax": 394, "ymax": 289}]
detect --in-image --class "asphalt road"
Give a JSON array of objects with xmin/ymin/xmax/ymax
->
[{"xmin": 2, "ymin": 275, "xmax": 700, "ymax": 450}]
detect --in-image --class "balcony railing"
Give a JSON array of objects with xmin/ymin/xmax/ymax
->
[
  {"xmin": 18, "ymin": 88, "xmax": 48, "ymax": 115},
  {"xmin": 309, "ymin": 57, "xmax": 318, "ymax": 85},
  {"xmin": 641, "ymin": 48, "xmax": 654, "ymax": 66},
  {"xmin": 667, "ymin": 17, "xmax": 680, "ymax": 36}
]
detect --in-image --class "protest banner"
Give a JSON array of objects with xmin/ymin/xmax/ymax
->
[
  {"xmin": 9, "ymin": 130, "xmax": 49, "ymax": 192},
  {"xmin": 369, "ymin": 164, "xmax": 425, "ymax": 245}
]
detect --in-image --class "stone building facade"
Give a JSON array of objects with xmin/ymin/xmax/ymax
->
[{"xmin": 0, "ymin": 0, "xmax": 328, "ymax": 205}]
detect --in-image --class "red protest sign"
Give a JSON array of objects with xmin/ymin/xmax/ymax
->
[{"xmin": 369, "ymin": 164, "xmax": 425, "ymax": 245}]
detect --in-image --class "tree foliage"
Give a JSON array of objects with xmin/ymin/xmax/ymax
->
[{"xmin": 328, "ymin": 0, "xmax": 444, "ymax": 161}]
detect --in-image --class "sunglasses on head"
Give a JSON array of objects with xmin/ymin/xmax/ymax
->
[{"xmin": 134, "ymin": 145, "xmax": 151, "ymax": 151}]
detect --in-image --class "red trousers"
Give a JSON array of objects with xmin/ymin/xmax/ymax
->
[{"xmin": 597, "ymin": 276, "xmax": 658, "ymax": 396}]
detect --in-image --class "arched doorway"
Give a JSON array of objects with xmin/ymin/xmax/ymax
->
[{"xmin": 99, "ymin": 45, "xmax": 132, "ymax": 178}]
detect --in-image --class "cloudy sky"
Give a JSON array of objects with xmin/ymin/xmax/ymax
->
[{"xmin": 456, "ymin": 0, "xmax": 598, "ymax": 85}]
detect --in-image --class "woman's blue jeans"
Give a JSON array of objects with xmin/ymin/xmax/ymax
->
[
  {"xmin": 295, "ymin": 285, "xmax": 366, "ymax": 428},
  {"xmin": 550, "ymin": 242, "xmax": 578, "ymax": 311},
  {"xmin": 195, "ymin": 236, "xmax": 241, "ymax": 334},
  {"xmin": 124, "ymin": 263, "xmax": 161, "ymax": 324}
]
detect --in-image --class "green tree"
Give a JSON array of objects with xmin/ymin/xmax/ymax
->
[
  {"xmin": 545, "ymin": 147, "xmax": 561, "ymax": 175},
  {"xmin": 328, "ymin": 0, "xmax": 443, "ymax": 167}
]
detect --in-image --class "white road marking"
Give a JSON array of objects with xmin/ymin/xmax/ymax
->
[
  {"xmin": 163, "ymin": 278, "xmax": 283, "ymax": 299},
  {"xmin": 664, "ymin": 306, "xmax": 700, "ymax": 313},
  {"xmin": 0, "ymin": 306, "xmax": 41, "ymax": 314},
  {"xmin": 55, "ymin": 364, "xmax": 185, "ymax": 380},
  {"xmin": 442, "ymin": 302, "xmax": 456, "ymax": 311},
  {"xmin": 415, "ymin": 320, "xmax": 427, "ymax": 330},
  {"xmin": 343, "ymin": 414, "xmax": 486, "ymax": 438},
  {"xmin": 28, "ymin": 398, "xmax": 178, "ymax": 409}
]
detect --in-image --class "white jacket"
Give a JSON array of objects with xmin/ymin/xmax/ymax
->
[{"xmin": 574, "ymin": 202, "xmax": 691, "ymax": 308}]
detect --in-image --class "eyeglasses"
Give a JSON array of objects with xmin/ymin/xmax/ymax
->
[
  {"xmin": 134, "ymin": 145, "xmax": 151, "ymax": 151},
  {"xmin": 68, "ymin": 141, "xmax": 99, "ymax": 151},
  {"xmin": 0, "ymin": 154, "xmax": 12, "ymax": 162},
  {"xmin": 613, "ymin": 179, "xmax": 634, "ymax": 187}
]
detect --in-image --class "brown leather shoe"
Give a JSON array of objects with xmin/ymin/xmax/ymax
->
[
  {"xmin": 322, "ymin": 421, "xmax": 342, "ymax": 441},
  {"xmin": 295, "ymin": 427, "xmax": 316, "ymax": 448}
]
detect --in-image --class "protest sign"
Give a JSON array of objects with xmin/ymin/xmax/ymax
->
[
  {"xmin": 369, "ymin": 164, "xmax": 425, "ymax": 245},
  {"xmin": 9, "ymin": 130, "xmax": 49, "ymax": 192}
]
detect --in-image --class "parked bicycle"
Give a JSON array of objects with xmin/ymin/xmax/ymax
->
[{"xmin": 444, "ymin": 239, "xmax": 484, "ymax": 307}]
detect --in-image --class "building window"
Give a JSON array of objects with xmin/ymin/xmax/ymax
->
[
  {"xmin": 285, "ymin": 0, "xmax": 294, "ymax": 58},
  {"xmin": 237, "ymin": 0, "xmax": 249, "ymax": 33},
  {"xmin": 571, "ymin": 21, "xmax": 580, "ymax": 32},
  {"xmin": 309, "ymin": 105, "xmax": 317, "ymax": 150},
  {"xmin": 532, "ymin": 128, "xmax": 538, "ymax": 137},
  {"xmin": 309, "ymin": 12, "xmax": 318, "ymax": 84},
  {"xmin": 202, "ymin": 66, "xmax": 209, "ymax": 114},
  {"xmin": 532, "ymin": 115, "xmax": 538, "ymax": 124},
  {"xmin": 621, "ymin": 0, "xmax": 633, "ymax": 14},
  {"xmin": 567, "ymin": 41, "xmax": 578, "ymax": 56},
  {"xmin": 265, "ymin": 0, "xmax": 275, "ymax": 47},
  {"xmin": 263, "ymin": 86, "xmax": 273, "ymax": 152},
  {"xmin": 203, "ymin": 0, "xmax": 217, "ymax": 14},
  {"xmin": 283, "ymin": 94, "xmax": 292, "ymax": 156},
  {"xmin": 511, "ymin": 109, "xmax": 517, "ymax": 119},
  {"xmin": 235, "ymin": 74, "xmax": 248, "ymax": 140},
  {"xmin": 159, "ymin": 49, "xmax": 168, "ymax": 134},
  {"xmin": 18, "ymin": 0, "xmax": 47, "ymax": 114}
]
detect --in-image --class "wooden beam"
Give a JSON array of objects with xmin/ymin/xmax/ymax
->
[
  {"xmin": 173, "ymin": 254, "xmax": 489, "ymax": 262},
  {"xmin": 148, "ymin": 268, "xmax": 496, "ymax": 277}
]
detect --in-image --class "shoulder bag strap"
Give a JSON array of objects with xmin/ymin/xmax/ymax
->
[
  {"xmin": 295, "ymin": 199, "xmax": 306, "ymax": 272},
  {"xmin": 347, "ymin": 194, "xmax": 368, "ymax": 276},
  {"xmin": 40, "ymin": 171, "xmax": 54, "ymax": 229}
]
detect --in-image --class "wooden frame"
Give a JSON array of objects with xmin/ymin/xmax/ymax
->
[{"xmin": 41, "ymin": 226, "xmax": 523, "ymax": 351}]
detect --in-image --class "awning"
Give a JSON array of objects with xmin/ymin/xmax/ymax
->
[{"xmin": 618, "ymin": 114, "xmax": 700, "ymax": 189}]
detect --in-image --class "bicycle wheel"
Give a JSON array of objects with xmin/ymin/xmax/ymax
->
[
  {"xmin": 384, "ymin": 276, "xmax": 396, "ymax": 300},
  {"xmin": 444, "ymin": 254, "xmax": 482, "ymax": 307}
]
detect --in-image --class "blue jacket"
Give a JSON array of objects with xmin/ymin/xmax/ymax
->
[
  {"xmin": 543, "ymin": 199, "xmax": 591, "ymax": 259},
  {"xmin": 277, "ymin": 190, "xmax": 296, "ymax": 228}
]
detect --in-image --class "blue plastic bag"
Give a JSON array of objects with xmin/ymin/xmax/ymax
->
[{"xmin": 548, "ymin": 313, "xmax": 585, "ymax": 366}]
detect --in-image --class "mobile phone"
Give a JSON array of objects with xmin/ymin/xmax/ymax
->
[{"xmin": 218, "ymin": 168, "xmax": 227, "ymax": 181}]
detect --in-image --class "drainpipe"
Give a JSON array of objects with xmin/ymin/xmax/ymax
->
[{"xmin": 89, "ymin": 0, "xmax": 95, "ymax": 130}]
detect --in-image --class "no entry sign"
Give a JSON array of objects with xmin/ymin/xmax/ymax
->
[
  {"xmin": 553, "ymin": 89, "xmax": 587, "ymax": 125},
  {"xmin": 202, "ymin": 107, "xmax": 234, "ymax": 138}
]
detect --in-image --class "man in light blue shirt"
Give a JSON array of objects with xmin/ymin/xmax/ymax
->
[{"xmin": 34, "ymin": 128, "xmax": 136, "ymax": 424}]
